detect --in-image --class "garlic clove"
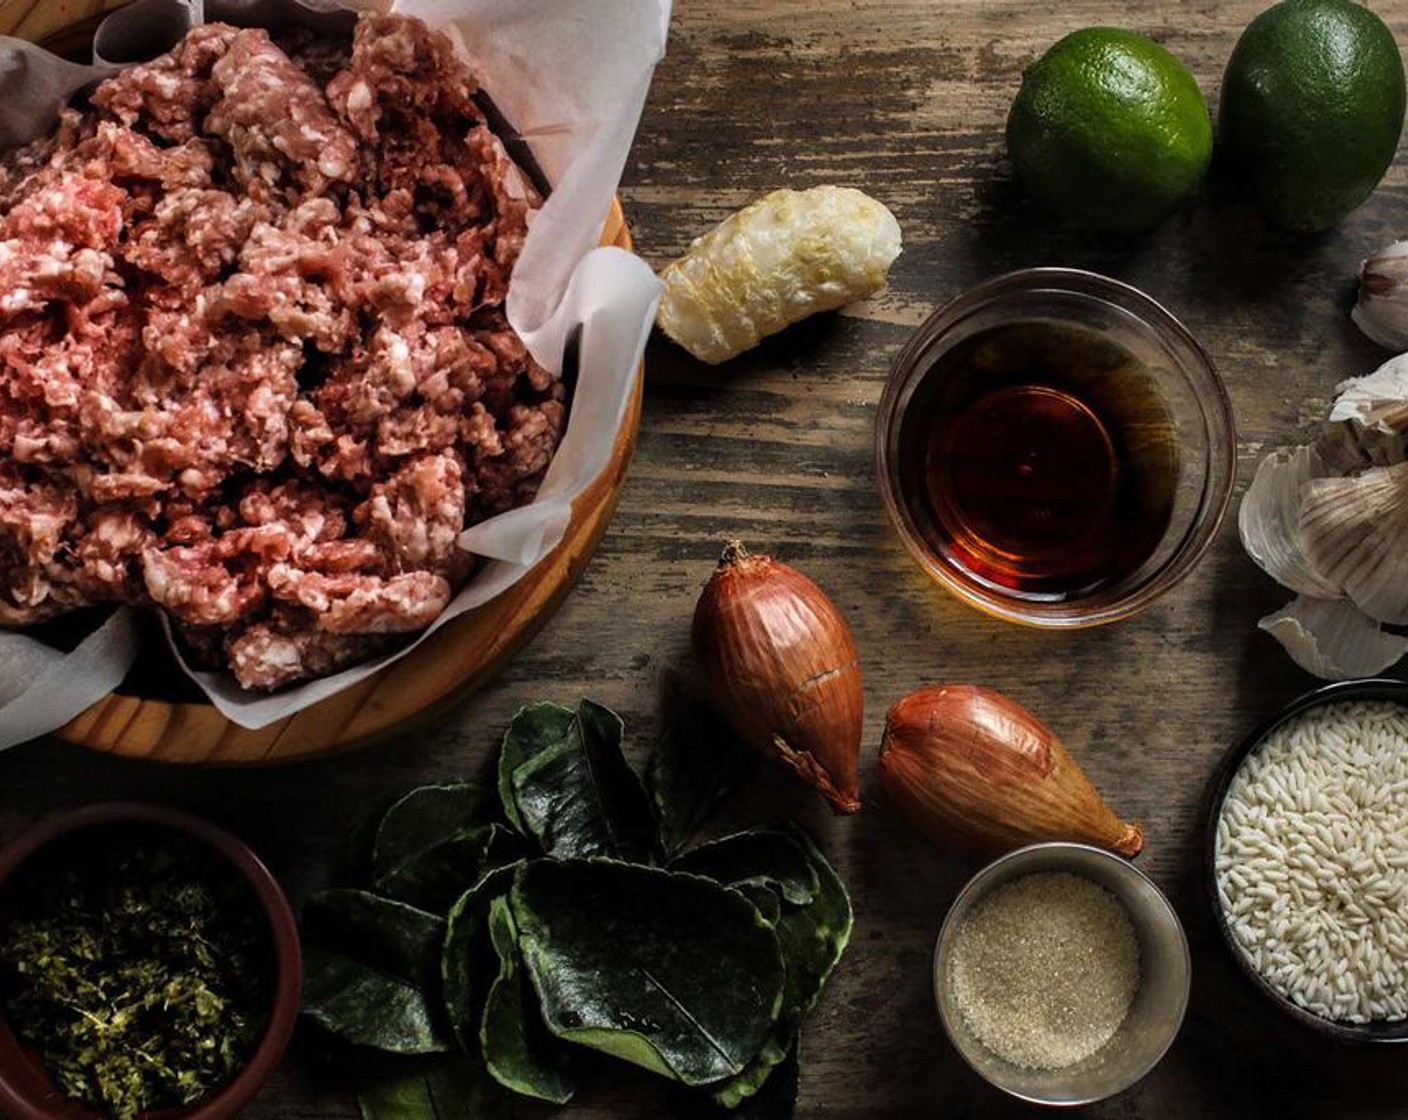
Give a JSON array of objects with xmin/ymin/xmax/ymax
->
[
  {"xmin": 1238, "ymin": 444, "xmax": 1342, "ymax": 599},
  {"xmin": 1299, "ymin": 460, "xmax": 1408, "ymax": 623},
  {"xmin": 1354, "ymin": 241, "xmax": 1408, "ymax": 351},
  {"xmin": 1258, "ymin": 595, "xmax": 1408, "ymax": 680}
]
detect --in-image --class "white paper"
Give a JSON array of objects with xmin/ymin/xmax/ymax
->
[
  {"xmin": 0, "ymin": 0, "xmax": 667, "ymax": 745},
  {"xmin": 0, "ymin": 609, "xmax": 142, "ymax": 747}
]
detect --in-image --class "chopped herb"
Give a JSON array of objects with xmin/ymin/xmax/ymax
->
[{"xmin": 0, "ymin": 827, "xmax": 273, "ymax": 1120}]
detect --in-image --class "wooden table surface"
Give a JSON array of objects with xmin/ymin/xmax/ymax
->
[{"xmin": 4, "ymin": 0, "xmax": 1408, "ymax": 1116}]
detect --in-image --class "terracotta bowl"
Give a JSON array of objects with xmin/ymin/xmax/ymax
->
[{"xmin": 0, "ymin": 804, "xmax": 303, "ymax": 1119}]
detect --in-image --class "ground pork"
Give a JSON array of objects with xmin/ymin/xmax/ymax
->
[{"xmin": 0, "ymin": 13, "xmax": 559, "ymax": 689}]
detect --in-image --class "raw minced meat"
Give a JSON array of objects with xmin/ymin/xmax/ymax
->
[{"xmin": 0, "ymin": 13, "xmax": 563, "ymax": 689}]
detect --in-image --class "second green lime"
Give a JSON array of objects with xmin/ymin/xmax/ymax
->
[
  {"xmin": 1220, "ymin": 0, "xmax": 1405, "ymax": 233},
  {"xmin": 1007, "ymin": 28, "xmax": 1214, "ymax": 234}
]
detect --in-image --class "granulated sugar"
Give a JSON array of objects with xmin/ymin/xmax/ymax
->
[{"xmin": 948, "ymin": 871, "xmax": 1140, "ymax": 1070}]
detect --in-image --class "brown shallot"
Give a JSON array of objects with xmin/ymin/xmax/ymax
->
[
  {"xmin": 691, "ymin": 542, "xmax": 862, "ymax": 813},
  {"xmin": 877, "ymin": 684, "xmax": 1142, "ymax": 856}
]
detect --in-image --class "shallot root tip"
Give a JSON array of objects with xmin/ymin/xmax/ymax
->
[
  {"xmin": 773, "ymin": 734, "xmax": 862, "ymax": 815},
  {"xmin": 1117, "ymin": 821, "xmax": 1145, "ymax": 858},
  {"xmin": 719, "ymin": 540, "xmax": 751, "ymax": 567}
]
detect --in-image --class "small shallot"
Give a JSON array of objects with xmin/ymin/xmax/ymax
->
[
  {"xmin": 878, "ymin": 684, "xmax": 1142, "ymax": 856},
  {"xmin": 691, "ymin": 542, "xmax": 862, "ymax": 813}
]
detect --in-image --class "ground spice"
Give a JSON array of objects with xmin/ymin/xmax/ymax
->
[
  {"xmin": 0, "ymin": 828, "xmax": 272, "ymax": 1120},
  {"xmin": 948, "ymin": 870, "xmax": 1139, "ymax": 1070}
]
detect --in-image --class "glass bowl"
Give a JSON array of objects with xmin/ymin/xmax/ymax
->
[
  {"xmin": 934, "ymin": 842, "xmax": 1191, "ymax": 1106},
  {"xmin": 876, "ymin": 268, "xmax": 1235, "ymax": 628}
]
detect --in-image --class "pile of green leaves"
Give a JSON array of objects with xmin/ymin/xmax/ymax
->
[
  {"xmin": 0, "ymin": 831, "xmax": 271, "ymax": 1120},
  {"xmin": 301, "ymin": 698, "xmax": 852, "ymax": 1117}
]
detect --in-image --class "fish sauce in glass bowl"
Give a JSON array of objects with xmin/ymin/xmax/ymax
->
[
  {"xmin": 876, "ymin": 268, "xmax": 1235, "ymax": 628},
  {"xmin": 904, "ymin": 320, "xmax": 1180, "ymax": 598}
]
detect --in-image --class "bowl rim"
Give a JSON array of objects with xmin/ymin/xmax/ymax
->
[
  {"xmin": 1201, "ymin": 678, "xmax": 1408, "ymax": 1044},
  {"xmin": 875, "ymin": 265, "xmax": 1237, "ymax": 629},
  {"xmin": 0, "ymin": 803, "xmax": 303, "ymax": 1119},
  {"xmin": 932, "ymin": 840, "xmax": 1191, "ymax": 1106}
]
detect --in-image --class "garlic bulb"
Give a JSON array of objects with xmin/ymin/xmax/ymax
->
[
  {"xmin": 1354, "ymin": 240, "xmax": 1408, "ymax": 351},
  {"xmin": 1240, "ymin": 353, "xmax": 1408, "ymax": 679}
]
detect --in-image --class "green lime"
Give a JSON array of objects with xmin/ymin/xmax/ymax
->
[
  {"xmin": 1006, "ymin": 28, "xmax": 1214, "ymax": 234},
  {"xmin": 1221, "ymin": 0, "xmax": 1405, "ymax": 232}
]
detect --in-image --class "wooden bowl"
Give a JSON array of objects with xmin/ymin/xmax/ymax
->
[
  {"xmin": 3, "ymin": 4, "xmax": 645, "ymax": 763},
  {"xmin": 1201, "ymin": 678, "xmax": 1408, "ymax": 1044},
  {"xmin": 0, "ymin": 803, "xmax": 302, "ymax": 1118},
  {"xmin": 0, "ymin": 1, "xmax": 131, "ymax": 59}
]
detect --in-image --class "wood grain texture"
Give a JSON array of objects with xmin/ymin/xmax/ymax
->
[
  {"xmin": 0, "ymin": 0, "xmax": 123, "ymax": 38},
  {"xmin": 4, "ymin": 0, "xmax": 1408, "ymax": 1116},
  {"xmin": 50, "ymin": 203, "xmax": 640, "ymax": 763}
]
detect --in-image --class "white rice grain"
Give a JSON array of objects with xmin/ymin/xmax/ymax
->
[{"xmin": 1215, "ymin": 700, "xmax": 1408, "ymax": 1025}]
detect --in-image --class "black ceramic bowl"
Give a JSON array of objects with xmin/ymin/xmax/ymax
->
[
  {"xmin": 0, "ymin": 803, "xmax": 303, "ymax": 1119},
  {"xmin": 1203, "ymin": 678, "xmax": 1408, "ymax": 1044}
]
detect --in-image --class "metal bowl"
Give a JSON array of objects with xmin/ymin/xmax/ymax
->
[
  {"xmin": 1203, "ymin": 678, "xmax": 1408, "ymax": 1044},
  {"xmin": 934, "ymin": 842, "xmax": 1190, "ymax": 1106}
]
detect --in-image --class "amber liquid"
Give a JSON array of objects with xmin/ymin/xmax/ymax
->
[{"xmin": 898, "ymin": 321, "xmax": 1179, "ymax": 599}]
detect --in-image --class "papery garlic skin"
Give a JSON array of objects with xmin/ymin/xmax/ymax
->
[
  {"xmin": 1238, "ymin": 444, "xmax": 1341, "ymax": 598},
  {"xmin": 1258, "ymin": 596, "xmax": 1408, "ymax": 680},
  {"xmin": 1354, "ymin": 240, "xmax": 1408, "ymax": 351},
  {"xmin": 1331, "ymin": 352, "xmax": 1408, "ymax": 426},
  {"xmin": 1319, "ymin": 355, "xmax": 1408, "ymax": 471}
]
